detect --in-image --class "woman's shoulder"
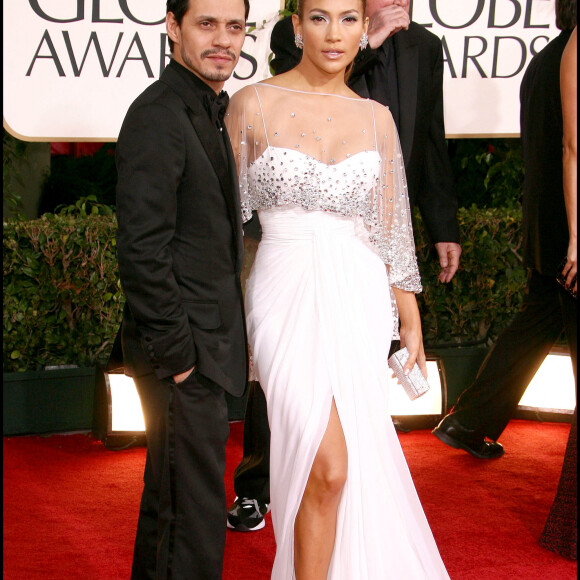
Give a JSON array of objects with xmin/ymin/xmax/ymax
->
[
  {"xmin": 227, "ymin": 83, "xmax": 264, "ymax": 115},
  {"xmin": 230, "ymin": 83, "xmax": 260, "ymax": 102},
  {"xmin": 368, "ymin": 98, "xmax": 391, "ymax": 115},
  {"xmin": 253, "ymin": 74, "xmax": 300, "ymax": 94},
  {"xmin": 229, "ymin": 79, "xmax": 291, "ymax": 105},
  {"xmin": 369, "ymin": 99, "xmax": 395, "ymax": 130}
]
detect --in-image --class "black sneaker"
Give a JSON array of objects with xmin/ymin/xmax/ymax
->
[{"xmin": 226, "ymin": 496, "xmax": 270, "ymax": 532}]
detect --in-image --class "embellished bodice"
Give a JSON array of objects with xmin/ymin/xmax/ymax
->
[
  {"xmin": 247, "ymin": 146, "xmax": 381, "ymax": 220},
  {"xmin": 226, "ymin": 83, "xmax": 422, "ymax": 295}
]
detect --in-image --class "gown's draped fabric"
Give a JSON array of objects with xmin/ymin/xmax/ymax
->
[{"xmin": 226, "ymin": 84, "xmax": 449, "ymax": 579}]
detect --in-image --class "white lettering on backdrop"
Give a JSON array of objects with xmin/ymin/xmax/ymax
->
[
  {"xmin": 3, "ymin": 0, "xmax": 282, "ymax": 141},
  {"xmin": 409, "ymin": 0, "xmax": 558, "ymax": 136},
  {"xmin": 3, "ymin": 0, "xmax": 558, "ymax": 140}
]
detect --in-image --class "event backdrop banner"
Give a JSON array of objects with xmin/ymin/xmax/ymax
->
[
  {"xmin": 410, "ymin": 0, "xmax": 558, "ymax": 136},
  {"xmin": 3, "ymin": 0, "xmax": 558, "ymax": 141},
  {"xmin": 3, "ymin": 0, "xmax": 283, "ymax": 141}
]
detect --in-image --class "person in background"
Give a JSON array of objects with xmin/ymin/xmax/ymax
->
[
  {"xmin": 432, "ymin": 0, "xmax": 577, "ymax": 461},
  {"xmin": 114, "ymin": 0, "xmax": 249, "ymax": 577},
  {"xmin": 538, "ymin": 23, "xmax": 577, "ymax": 561},
  {"xmin": 228, "ymin": 0, "xmax": 461, "ymax": 533}
]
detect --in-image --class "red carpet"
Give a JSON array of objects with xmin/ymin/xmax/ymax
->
[{"xmin": 3, "ymin": 420, "xmax": 576, "ymax": 579}]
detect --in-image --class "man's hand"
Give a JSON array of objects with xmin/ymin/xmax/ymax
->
[
  {"xmin": 434, "ymin": 242, "xmax": 462, "ymax": 283},
  {"xmin": 564, "ymin": 238, "xmax": 577, "ymax": 295},
  {"xmin": 173, "ymin": 367, "xmax": 195, "ymax": 384},
  {"xmin": 367, "ymin": 0, "xmax": 410, "ymax": 49}
]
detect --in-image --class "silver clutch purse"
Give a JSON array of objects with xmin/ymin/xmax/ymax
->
[{"xmin": 388, "ymin": 347, "xmax": 430, "ymax": 401}]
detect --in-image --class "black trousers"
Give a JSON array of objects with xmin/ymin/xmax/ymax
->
[
  {"xmin": 131, "ymin": 369, "xmax": 230, "ymax": 580},
  {"xmin": 233, "ymin": 380, "xmax": 271, "ymax": 504},
  {"xmin": 451, "ymin": 270, "xmax": 577, "ymax": 441}
]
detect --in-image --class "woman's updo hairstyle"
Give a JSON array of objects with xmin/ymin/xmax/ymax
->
[{"xmin": 296, "ymin": 0, "xmax": 367, "ymax": 20}]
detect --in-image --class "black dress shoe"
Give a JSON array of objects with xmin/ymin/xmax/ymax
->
[{"xmin": 432, "ymin": 414, "xmax": 504, "ymax": 459}]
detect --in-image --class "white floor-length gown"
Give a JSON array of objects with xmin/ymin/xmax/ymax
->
[{"xmin": 226, "ymin": 84, "xmax": 450, "ymax": 579}]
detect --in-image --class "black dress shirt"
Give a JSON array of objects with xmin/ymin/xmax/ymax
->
[{"xmin": 170, "ymin": 60, "xmax": 230, "ymax": 162}]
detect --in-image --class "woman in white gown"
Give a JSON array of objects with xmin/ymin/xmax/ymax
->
[{"xmin": 226, "ymin": 0, "xmax": 450, "ymax": 578}]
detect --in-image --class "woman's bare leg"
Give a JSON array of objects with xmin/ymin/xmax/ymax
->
[{"xmin": 294, "ymin": 400, "xmax": 348, "ymax": 579}]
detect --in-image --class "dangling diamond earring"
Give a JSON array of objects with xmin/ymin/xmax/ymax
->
[
  {"xmin": 360, "ymin": 33, "xmax": 369, "ymax": 50},
  {"xmin": 295, "ymin": 33, "xmax": 304, "ymax": 50}
]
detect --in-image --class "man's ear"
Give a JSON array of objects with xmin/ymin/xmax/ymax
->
[{"xmin": 166, "ymin": 12, "xmax": 180, "ymax": 47}]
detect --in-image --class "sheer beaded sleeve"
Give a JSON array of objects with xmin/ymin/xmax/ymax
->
[
  {"xmin": 367, "ymin": 104, "xmax": 422, "ymax": 293},
  {"xmin": 225, "ymin": 85, "xmax": 268, "ymax": 223}
]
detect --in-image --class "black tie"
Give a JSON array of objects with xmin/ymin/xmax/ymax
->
[{"xmin": 204, "ymin": 91, "xmax": 230, "ymax": 131}]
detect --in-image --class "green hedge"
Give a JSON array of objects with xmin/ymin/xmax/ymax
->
[
  {"xmin": 3, "ymin": 207, "xmax": 526, "ymax": 372},
  {"xmin": 415, "ymin": 205, "xmax": 526, "ymax": 346},
  {"xmin": 3, "ymin": 213, "xmax": 124, "ymax": 372}
]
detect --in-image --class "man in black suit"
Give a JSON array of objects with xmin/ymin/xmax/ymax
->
[
  {"xmin": 432, "ymin": 0, "xmax": 577, "ymax": 460},
  {"xmin": 115, "ymin": 0, "xmax": 249, "ymax": 577},
  {"xmin": 227, "ymin": 0, "xmax": 462, "ymax": 532}
]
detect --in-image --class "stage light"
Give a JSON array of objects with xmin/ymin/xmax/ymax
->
[
  {"xmin": 93, "ymin": 370, "xmax": 146, "ymax": 450},
  {"xmin": 92, "ymin": 351, "xmax": 575, "ymax": 444},
  {"xmin": 517, "ymin": 351, "xmax": 576, "ymax": 420},
  {"xmin": 107, "ymin": 373, "xmax": 146, "ymax": 432}
]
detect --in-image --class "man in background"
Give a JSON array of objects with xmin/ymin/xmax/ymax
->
[{"xmin": 433, "ymin": 0, "xmax": 577, "ymax": 461}]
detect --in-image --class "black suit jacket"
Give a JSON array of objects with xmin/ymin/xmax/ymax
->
[
  {"xmin": 520, "ymin": 29, "xmax": 572, "ymax": 277},
  {"xmin": 115, "ymin": 59, "xmax": 247, "ymax": 396},
  {"xmin": 270, "ymin": 17, "xmax": 459, "ymax": 245}
]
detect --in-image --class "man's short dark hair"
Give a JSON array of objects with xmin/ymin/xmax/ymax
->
[
  {"xmin": 556, "ymin": 0, "xmax": 577, "ymax": 30},
  {"xmin": 167, "ymin": 0, "xmax": 251, "ymax": 53}
]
